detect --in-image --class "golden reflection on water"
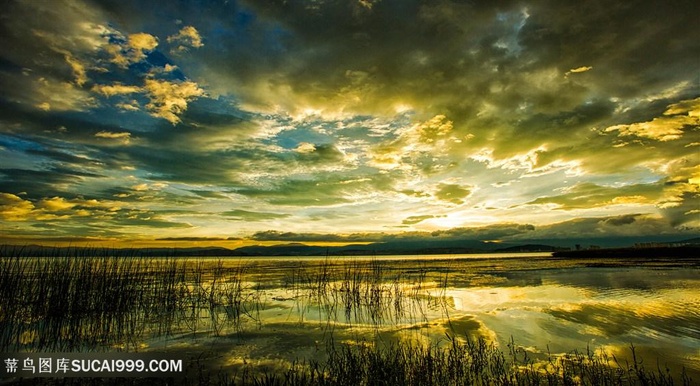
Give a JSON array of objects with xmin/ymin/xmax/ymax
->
[
  {"xmin": 164, "ymin": 255, "xmax": 700, "ymax": 377},
  {"xmin": 2, "ymin": 254, "xmax": 699, "ymax": 379}
]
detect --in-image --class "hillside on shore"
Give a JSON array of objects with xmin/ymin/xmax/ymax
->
[{"xmin": 2, "ymin": 237, "xmax": 698, "ymax": 258}]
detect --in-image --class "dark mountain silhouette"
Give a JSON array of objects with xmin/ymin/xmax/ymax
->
[{"xmin": 2, "ymin": 236, "xmax": 698, "ymax": 257}]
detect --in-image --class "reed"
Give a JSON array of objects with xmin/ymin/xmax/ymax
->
[
  {"xmin": 0, "ymin": 248, "xmax": 261, "ymax": 352},
  {"xmin": 230, "ymin": 336, "xmax": 693, "ymax": 386},
  {"xmin": 0, "ymin": 249, "xmax": 693, "ymax": 385}
]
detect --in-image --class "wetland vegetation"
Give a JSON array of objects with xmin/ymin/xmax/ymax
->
[{"xmin": 1, "ymin": 247, "xmax": 698, "ymax": 385}]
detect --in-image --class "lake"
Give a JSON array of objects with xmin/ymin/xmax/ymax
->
[
  {"xmin": 1, "ymin": 252, "xmax": 698, "ymax": 383},
  {"xmin": 154, "ymin": 254, "xmax": 700, "ymax": 379}
]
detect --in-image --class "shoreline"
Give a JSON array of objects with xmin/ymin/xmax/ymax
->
[{"xmin": 552, "ymin": 245, "xmax": 700, "ymax": 259}]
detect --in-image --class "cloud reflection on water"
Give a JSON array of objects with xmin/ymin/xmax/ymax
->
[{"xmin": 151, "ymin": 256, "xmax": 700, "ymax": 379}]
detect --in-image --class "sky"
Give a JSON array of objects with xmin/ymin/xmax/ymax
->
[{"xmin": 0, "ymin": 0, "xmax": 698, "ymax": 249}]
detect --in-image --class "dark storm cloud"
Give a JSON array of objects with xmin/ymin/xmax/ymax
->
[
  {"xmin": 660, "ymin": 191, "xmax": 700, "ymax": 227},
  {"xmin": 0, "ymin": 101, "xmax": 147, "ymax": 171},
  {"xmin": 120, "ymin": 145, "xmax": 244, "ymax": 184},
  {"xmin": 0, "ymin": 167, "xmax": 104, "ymax": 198},
  {"xmin": 248, "ymin": 214, "xmax": 694, "ymax": 244},
  {"xmin": 188, "ymin": 0, "xmax": 699, "ymax": 116},
  {"xmin": 512, "ymin": 214, "xmax": 691, "ymax": 242},
  {"xmin": 98, "ymin": 186, "xmax": 200, "ymax": 206},
  {"xmin": 429, "ymin": 224, "xmax": 536, "ymax": 240},
  {"xmin": 24, "ymin": 147, "xmax": 105, "ymax": 167},
  {"xmin": 1, "ymin": 0, "xmax": 698, "ymax": 244},
  {"xmin": 509, "ymin": 100, "xmax": 616, "ymax": 141},
  {"xmin": 295, "ymin": 144, "xmax": 346, "ymax": 164},
  {"xmin": 402, "ymin": 215, "xmax": 439, "ymax": 225},
  {"xmin": 167, "ymin": 0, "xmax": 699, "ymax": 207},
  {"xmin": 518, "ymin": 1, "xmax": 699, "ymax": 96},
  {"xmin": 112, "ymin": 140, "xmax": 351, "ymax": 187},
  {"xmin": 602, "ymin": 214, "xmax": 639, "ymax": 227},
  {"xmin": 251, "ymin": 223, "xmax": 537, "ymax": 243}
]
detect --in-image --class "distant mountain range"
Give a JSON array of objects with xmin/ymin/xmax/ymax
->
[
  {"xmin": 552, "ymin": 245, "xmax": 700, "ymax": 259},
  {"xmin": 2, "ymin": 237, "xmax": 698, "ymax": 257}
]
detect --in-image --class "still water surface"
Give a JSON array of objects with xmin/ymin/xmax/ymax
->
[{"xmin": 148, "ymin": 253, "xmax": 699, "ymax": 377}]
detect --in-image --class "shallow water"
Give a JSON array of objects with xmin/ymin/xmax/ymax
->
[
  {"xmin": 145, "ymin": 254, "xmax": 700, "ymax": 378},
  {"xmin": 3, "ymin": 253, "xmax": 698, "ymax": 380}
]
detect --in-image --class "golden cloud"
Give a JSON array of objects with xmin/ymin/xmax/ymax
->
[
  {"xmin": 0, "ymin": 193, "xmax": 35, "ymax": 221},
  {"xmin": 143, "ymin": 79, "xmax": 205, "ymax": 124},
  {"xmin": 0, "ymin": 193, "xmax": 130, "ymax": 223},
  {"xmin": 38, "ymin": 197, "xmax": 76, "ymax": 211},
  {"xmin": 92, "ymin": 83, "xmax": 142, "ymax": 97},
  {"xmin": 95, "ymin": 131, "xmax": 132, "ymax": 144},
  {"xmin": 368, "ymin": 115, "xmax": 455, "ymax": 172},
  {"xmin": 565, "ymin": 66, "xmax": 593, "ymax": 77},
  {"xmin": 62, "ymin": 52, "xmax": 88, "ymax": 86},
  {"xmin": 605, "ymin": 97, "xmax": 699, "ymax": 142},
  {"xmin": 128, "ymin": 32, "xmax": 159, "ymax": 61},
  {"xmin": 167, "ymin": 26, "xmax": 203, "ymax": 53},
  {"xmin": 104, "ymin": 32, "xmax": 159, "ymax": 67},
  {"xmin": 294, "ymin": 142, "xmax": 317, "ymax": 153}
]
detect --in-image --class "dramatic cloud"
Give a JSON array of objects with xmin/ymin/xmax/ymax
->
[
  {"xmin": 605, "ymin": 97, "xmax": 699, "ymax": 142},
  {"xmin": 1, "ymin": 0, "xmax": 698, "ymax": 246},
  {"xmin": 143, "ymin": 79, "xmax": 205, "ymax": 124},
  {"xmin": 0, "ymin": 193, "xmax": 34, "ymax": 221},
  {"xmin": 128, "ymin": 33, "xmax": 158, "ymax": 54}
]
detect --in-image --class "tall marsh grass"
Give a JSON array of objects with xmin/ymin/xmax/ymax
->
[
  {"xmin": 0, "ymin": 248, "xmax": 258, "ymax": 352},
  {"xmin": 230, "ymin": 336, "xmax": 693, "ymax": 386},
  {"xmin": 9, "ymin": 337, "xmax": 693, "ymax": 386},
  {"xmin": 0, "ymin": 249, "xmax": 694, "ymax": 385}
]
